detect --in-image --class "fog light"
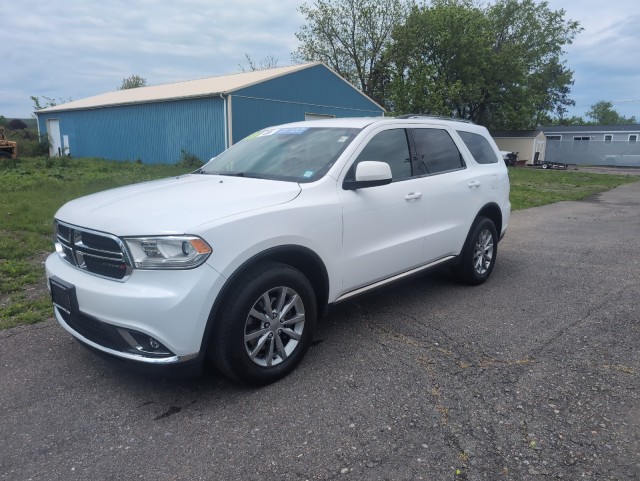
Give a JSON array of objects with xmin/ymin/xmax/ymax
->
[{"xmin": 117, "ymin": 328, "xmax": 172, "ymax": 357}]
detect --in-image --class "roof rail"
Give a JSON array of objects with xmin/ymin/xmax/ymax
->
[{"xmin": 394, "ymin": 114, "xmax": 474, "ymax": 124}]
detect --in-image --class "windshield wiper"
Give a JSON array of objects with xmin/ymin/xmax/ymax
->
[{"xmin": 203, "ymin": 171, "xmax": 268, "ymax": 179}]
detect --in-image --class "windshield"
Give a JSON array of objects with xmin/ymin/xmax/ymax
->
[{"xmin": 200, "ymin": 127, "xmax": 361, "ymax": 182}]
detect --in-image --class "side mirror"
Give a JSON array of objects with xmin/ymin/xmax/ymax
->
[{"xmin": 343, "ymin": 161, "xmax": 393, "ymax": 190}]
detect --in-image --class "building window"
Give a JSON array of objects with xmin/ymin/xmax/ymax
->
[
  {"xmin": 604, "ymin": 135, "xmax": 613, "ymax": 143},
  {"xmin": 629, "ymin": 134, "xmax": 638, "ymax": 144},
  {"xmin": 546, "ymin": 135, "xmax": 561, "ymax": 140},
  {"xmin": 572, "ymin": 136, "xmax": 589, "ymax": 154}
]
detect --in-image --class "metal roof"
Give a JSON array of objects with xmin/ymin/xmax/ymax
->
[
  {"xmin": 38, "ymin": 62, "xmax": 325, "ymax": 113},
  {"xmin": 491, "ymin": 129, "xmax": 542, "ymax": 138},
  {"xmin": 541, "ymin": 124, "xmax": 640, "ymax": 133}
]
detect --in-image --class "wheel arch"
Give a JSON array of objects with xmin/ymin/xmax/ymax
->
[
  {"xmin": 476, "ymin": 202, "xmax": 503, "ymax": 239},
  {"xmin": 199, "ymin": 245, "xmax": 330, "ymax": 355}
]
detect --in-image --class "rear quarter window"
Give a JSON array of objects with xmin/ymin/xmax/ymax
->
[{"xmin": 457, "ymin": 131, "xmax": 499, "ymax": 165}]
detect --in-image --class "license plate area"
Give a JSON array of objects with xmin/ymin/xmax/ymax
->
[{"xmin": 50, "ymin": 277, "xmax": 78, "ymax": 315}]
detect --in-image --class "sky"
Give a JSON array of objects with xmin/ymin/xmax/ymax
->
[{"xmin": 1, "ymin": 0, "xmax": 639, "ymax": 121}]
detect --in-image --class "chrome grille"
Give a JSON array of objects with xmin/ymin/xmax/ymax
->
[{"xmin": 54, "ymin": 220, "xmax": 132, "ymax": 280}]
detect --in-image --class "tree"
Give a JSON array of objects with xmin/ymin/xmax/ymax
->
[
  {"xmin": 118, "ymin": 74, "xmax": 147, "ymax": 90},
  {"xmin": 30, "ymin": 95, "xmax": 72, "ymax": 117},
  {"xmin": 293, "ymin": 0, "xmax": 407, "ymax": 105},
  {"xmin": 585, "ymin": 100, "xmax": 637, "ymax": 125},
  {"xmin": 238, "ymin": 53, "xmax": 279, "ymax": 72},
  {"xmin": 8, "ymin": 119, "xmax": 28, "ymax": 130},
  {"xmin": 31, "ymin": 95, "xmax": 59, "ymax": 111},
  {"xmin": 388, "ymin": 0, "xmax": 581, "ymax": 129}
]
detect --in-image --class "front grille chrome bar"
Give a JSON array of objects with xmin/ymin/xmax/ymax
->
[{"xmin": 54, "ymin": 220, "xmax": 133, "ymax": 281}]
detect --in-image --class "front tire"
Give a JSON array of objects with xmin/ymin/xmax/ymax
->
[
  {"xmin": 209, "ymin": 261, "xmax": 317, "ymax": 386},
  {"xmin": 452, "ymin": 217, "xmax": 498, "ymax": 285}
]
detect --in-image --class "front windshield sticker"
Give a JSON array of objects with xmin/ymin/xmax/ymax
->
[
  {"xmin": 258, "ymin": 129, "xmax": 278, "ymax": 137},
  {"xmin": 303, "ymin": 171, "xmax": 314, "ymax": 178},
  {"xmin": 337, "ymin": 136, "xmax": 349, "ymax": 143},
  {"xmin": 275, "ymin": 128, "xmax": 308, "ymax": 135}
]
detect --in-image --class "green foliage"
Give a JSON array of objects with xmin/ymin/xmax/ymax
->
[
  {"xmin": 388, "ymin": 0, "xmax": 581, "ymax": 128},
  {"xmin": 294, "ymin": 0, "xmax": 407, "ymax": 105},
  {"xmin": 118, "ymin": 74, "xmax": 147, "ymax": 90},
  {"xmin": 585, "ymin": 100, "xmax": 637, "ymax": 125},
  {"xmin": 0, "ymin": 294, "xmax": 52, "ymax": 330},
  {"xmin": 31, "ymin": 95, "xmax": 71, "ymax": 113},
  {"xmin": 8, "ymin": 119, "xmax": 28, "ymax": 130},
  {"xmin": 543, "ymin": 100, "xmax": 637, "ymax": 126},
  {"xmin": 178, "ymin": 149, "xmax": 204, "ymax": 168},
  {"xmin": 0, "ymin": 157, "xmax": 190, "ymax": 329},
  {"xmin": 4, "ymin": 128, "xmax": 49, "ymax": 157}
]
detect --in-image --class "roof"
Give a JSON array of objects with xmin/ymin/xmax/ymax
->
[
  {"xmin": 491, "ymin": 129, "xmax": 542, "ymax": 138},
  {"xmin": 541, "ymin": 124, "xmax": 640, "ymax": 133},
  {"xmin": 37, "ymin": 62, "xmax": 330, "ymax": 113}
]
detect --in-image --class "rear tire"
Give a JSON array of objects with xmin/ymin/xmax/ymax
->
[
  {"xmin": 209, "ymin": 261, "xmax": 316, "ymax": 386},
  {"xmin": 452, "ymin": 217, "xmax": 498, "ymax": 285}
]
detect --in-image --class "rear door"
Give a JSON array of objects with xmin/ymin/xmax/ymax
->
[{"xmin": 409, "ymin": 127, "xmax": 479, "ymax": 262}]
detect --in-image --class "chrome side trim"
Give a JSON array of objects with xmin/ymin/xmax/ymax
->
[
  {"xmin": 54, "ymin": 308, "xmax": 199, "ymax": 364},
  {"xmin": 334, "ymin": 256, "xmax": 455, "ymax": 304}
]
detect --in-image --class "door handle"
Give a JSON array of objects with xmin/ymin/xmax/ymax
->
[
  {"xmin": 405, "ymin": 192, "xmax": 423, "ymax": 201},
  {"xmin": 468, "ymin": 180, "xmax": 481, "ymax": 189}
]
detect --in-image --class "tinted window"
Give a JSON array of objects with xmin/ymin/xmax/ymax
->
[
  {"xmin": 352, "ymin": 129, "xmax": 412, "ymax": 181},
  {"xmin": 457, "ymin": 131, "xmax": 498, "ymax": 164},
  {"xmin": 412, "ymin": 129, "xmax": 465, "ymax": 174}
]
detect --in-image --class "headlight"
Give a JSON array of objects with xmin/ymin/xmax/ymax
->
[{"xmin": 124, "ymin": 236, "xmax": 212, "ymax": 270}]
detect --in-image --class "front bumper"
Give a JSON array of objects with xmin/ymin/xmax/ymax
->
[{"xmin": 45, "ymin": 253, "xmax": 225, "ymax": 364}]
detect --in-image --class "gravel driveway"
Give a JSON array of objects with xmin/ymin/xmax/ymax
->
[{"xmin": 1, "ymin": 182, "xmax": 639, "ymax": 481}]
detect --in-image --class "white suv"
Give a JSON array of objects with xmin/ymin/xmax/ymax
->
[{"xmin": 46, "ymin": 116, "xmax": 510, "ymax": 385}]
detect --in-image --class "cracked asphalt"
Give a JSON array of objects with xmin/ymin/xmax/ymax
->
[{"xmin": 1, "ymin": 182, "xmax": 639, "ymax": 481}]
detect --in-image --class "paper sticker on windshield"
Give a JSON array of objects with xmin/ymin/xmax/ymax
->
[
  {"xmin": 337, "ymin": 136, "xmax": 349, "ymax": 143},
  {"xmin": 303, "ymin": 171, "xmax": 314, "ymax": 178},
  {"xmin": 258, "ymin": 129, "xmax": 278, "ymax": 137},
  {"xmin": 275, "ymin": 128, "xmax": 308, "ymax": 135}
]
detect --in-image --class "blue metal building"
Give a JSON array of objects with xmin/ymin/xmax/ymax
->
[{"xmin": 35, "ymin": 62, "xmax": 385, "ymax": 164}]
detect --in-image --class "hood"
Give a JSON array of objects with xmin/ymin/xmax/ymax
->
[{"xmin": 55, "ymin": 174, "xmax": 301, "ymax": 235}]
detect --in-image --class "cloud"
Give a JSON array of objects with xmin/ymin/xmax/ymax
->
[
  {"xmin": 566, "ymin": 19, "xmax": 640, "ymax": 117},
  {"xmin": 1, "ymin": 0, "xmax": 638, "ymax": 120},
  {"xmin": 0, "ymin": 0, "xmax": 304, "ymax": 117},
  {"xmin": 547, "ymin": 0, "xmax": 640, "ymax": 118}
]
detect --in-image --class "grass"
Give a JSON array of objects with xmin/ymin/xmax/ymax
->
[
  {"xmin": 507, "ymin": 167, "xmax": 636, "ymax": 210},
  {"xmin": 0, "ymin": 158, "xmax": 637, "ymax": 330},
  {"xmin": 0, "ymin": 156, "xmax": 189, "ymax": 329}
]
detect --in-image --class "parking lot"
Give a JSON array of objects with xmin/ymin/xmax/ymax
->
[{"xmin": 1, "ymin": 181, "xmax": 639, "ymax": 481}]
